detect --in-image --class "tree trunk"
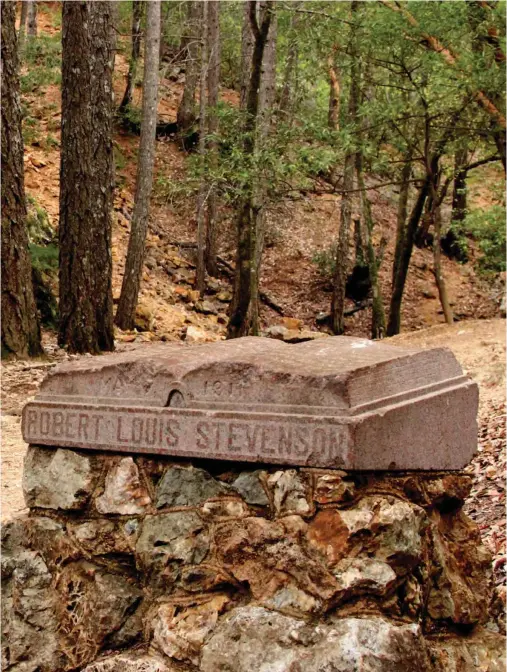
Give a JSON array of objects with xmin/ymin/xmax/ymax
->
[
  {"xmin": 330, "ymin": 0, "xmax": 359, "ymax": 335},
  {"xmin": 195, "ymin": 0, "xmax": 209, "ymax": 296},
  {"xmin": 205, "ymin": 0, "xmax": 220, "ymax": 278},
  {"xmin": 353, "ymin": 217, "xmax": 365, "ymax": 266},
  {"xmin": 433, "ymin": 200, "xmax": 454, "ymax": 325},
  {"xmin": 239, "ymin": 0, "xmax": 254, "ymax": 109},
  {"xmin": 18, "ymin": 0, "xmax": 28, "ymax": 49},
  {"xmin": 356, "ymin": 152, "xmax": 386, "ymax": 339},
  {"xmin": 116, "ymin": 0, "xmax": 161, "ymax": 330},
  {"xmin": 1, "ymin": 0, "xmax": 42, "ymax": 358},
  {"xmin": 451, "ymin": 145, "xmax": 468, "ymax": 223},
  {"xmin": 387, "ymin": 176, "xmax": 430, "ymax": 336},
  {"xmin": 227, "ymin": 1, "xmax": 274, "ymax": 339},
  {"xmin": 328, "ymin": 51, "xmax": 340, "ymax": 131},
  {"xmin": 279, "ymin": 2, "xmax": 300, "ymax": 123},
  {"xmin": 59, "ymin": 1, "xmax": 115, "ymax": 354},
  {"xmin": 119, "ymin": 0, "xmax": 143, "ymax": 115},
  {"xmin": 392, "ymin": 151, "xmax": 413, "ymax": 286},
  {"xmin": 27, "ymin": 1, "xmax": 37, "ymax": 37},
  {"xmin": 177, "ymin": 1, "xmax": 201, "ymax": 132}
]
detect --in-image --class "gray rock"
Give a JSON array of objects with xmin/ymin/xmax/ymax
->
[
  {"xmin": 155, "ymin": 465, "xmax": 230, "ymax": 508},
  {"xmin": 232, "ymin": 471, "xmax": 269, "ymax": 506},
  {"xmin": 23, "ymin": 446, "xmax": 98, "ymax": 510},
  {"xmin": 136, "ymin": 512, "xmax": 209, "ymax": 576},
  {"xmin": 200, "ymin": 606, "xmax": 433, "ymax": 671},
  {"xmin": 1, "ymin": 518, "xmax": 66, "ymax": 672}
]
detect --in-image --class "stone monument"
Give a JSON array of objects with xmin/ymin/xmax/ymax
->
[{"xmin": 2, "ymin": 336, "xmax": 504, "ymax": 672}]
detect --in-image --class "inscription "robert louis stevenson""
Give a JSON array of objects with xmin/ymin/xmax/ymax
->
[{"xmin": 22, "ymin": 403, "xmax": 351, "ymax": 465}]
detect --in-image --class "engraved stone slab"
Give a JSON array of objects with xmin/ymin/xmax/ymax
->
[{"xmin": 21, "ymin": 336, "xmax": 478, "ymax": 470}]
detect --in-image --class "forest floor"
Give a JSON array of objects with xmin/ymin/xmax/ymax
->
[{"xmin": 3, "ymin": 3, "xmax": 505, "ymax": 595}]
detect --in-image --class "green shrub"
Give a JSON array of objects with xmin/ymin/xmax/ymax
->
[
  {"xmin": 312, "ymin": 245, "xmax": 337, "ymax": 278},
  {"xmin": 465, "ymin": 205, "xmax": 506, "ymax": 274}
]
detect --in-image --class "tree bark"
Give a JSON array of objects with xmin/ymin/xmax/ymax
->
[
  {"xmin": 356, "ymin": 152, "xmax": 386, "ymax": 339},
  {"xmin": 432, "ymin": 199, "xmax": 454, "ymax": 325},
  {"xmin": 177, "ymin": 1, "xmax": 201, "ymax": 132},
  {"xmin": 392, "ymin": 150, "xmax": 413, "ymax": 286},
  {"xmin": 27, "ymin": 1, "xmax": 37, "ymax": 37},
  {"xmin": 227, "ymin": 1, "xmax": 274, "ymax": 339},
  {"xmin": 451, "ymin": 145, "xmax": 468, "ymax": 223},
  {"xmin": 1, "ymin": 0, "xmax": 42, "ymax": 358},
  {"xmin": 328, "ymin": 50, "xmax": 340, "ymax": 131},
  {"xmin": 116, "ymin": 0, "xmax": 161, "ymax": 330},
  {"xmin": 279, "ymin": 1, "xmax": 300, "ymax": 123},
  {"xmin": 330, "ymin": 0, "xmax": 359, "ymax": 335},
  {"xmin": 205, "ymin": 0, "xmax": 220, "ymax": 278},
  {"xmin": 195, "ymin": 0, "xmax": 209, "ymax": 296},
  {"xmin": 387, "ymin": 175, "xmax": 430, "ymax": 336},
  {"xmin": 119, "ymin": 0, "xmax": 143, "ymax": 115},
  {"xmin": 239, "ymin": 0, "xmax": 254, "ymax": 110},
  {"xmin": 18, "ymin": 1, "xmax": 28, "ymax": 49},
  {"xmin": 59, "ymin": 1, "xmax": 115, "ymax": 353}
]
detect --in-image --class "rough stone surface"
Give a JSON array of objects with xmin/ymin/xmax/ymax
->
[
  {"xmin": 200, "ymin": 607, "xmax": 433, "ymax": 671},
  {"xmin": 155, "ymin": 465, "xmax": 231, "ymax": 508},
  {"xmin": 82, "ymin": 652, "xmax": 174, "ymax": 672},
  {"xmin": 152, "ymin": 595, "xmax": 229, "ymax": 665},
  {"xmin": 22, "ymin": 336, "xmax": 478, "ymax": 470},
  {"xmin": 1, "ymin": 517, "xmax": 66, "ymax": 672},
  {"xmin": 2, "ymin": 458, "xmax": 502, "ymax": 672},
  {"xmin": 231, "ymin": 470, "xmax": 269, "ymax": 506},
  {"xmin": 23, "ymin": 446, "xmax": 98, "ymax": 510},
  {"xmin": 136, "ymin": 512, "xmax": 209, "ymax": 582},
  {"xmin": 96, "ymin": 457, "xmax": 151, "ymax": 514}
]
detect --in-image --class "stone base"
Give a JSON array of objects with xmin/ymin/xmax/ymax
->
[{"xmin": 2, "ymin": 447, "xmax": 504, "ymax": 672}]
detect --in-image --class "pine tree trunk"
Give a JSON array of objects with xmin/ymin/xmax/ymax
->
[
  {"xmin": 116, "ymin": 0, "xmax": 161, "ymax": 330},
  {"xmin": 330, "ymin": 0, "xmax": 359, "ymax": 335},
  {"xmin": 228, "ymin": 0, "xmax": 274, "ymax": 339},
  {"xmin": 1, "ymin": 0, "xmax": 42, "ymax": 358},
  {"xmin": 356, "ymin": 152, "xmax": 386, "ymax": 339},
  {"xmin": 119, "ymin": 0, "xmax": 143, "ymax": 115},
  {"xmin": 18, "ymin": 1, "xmax": 28, "ymax": 49},
  {"xmin": 59, "ymin": 1, "xmax": 115, "ymax": 353},
  {"xmin": 177, "ymin": 1, "xmax": 201, "ymax": 132},
  {"xmin": 205, "ymin": 0, "xmax": 220, "ymax": 278},
  {"xmin": 387, "ymin": 175, "xmax": 430, "ymax": 336},
  {"xmin": 27, "ymin": 1, "xmax": 37, "ymax": 37},
  {"xmin": 195, "ymin": 0, "xmax": 209, "ymax": 297}
]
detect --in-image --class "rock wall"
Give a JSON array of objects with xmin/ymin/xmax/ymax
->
[{"xmin": 2, "ymin": 447, "xmax": 505, "ymax": 672}]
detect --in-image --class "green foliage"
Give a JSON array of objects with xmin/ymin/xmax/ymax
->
[
  {"xmin": 22, "ymin": 115, "xmax": 41, "ymax": 146},
  {"xmin": 465, "ymin": 205, "xmax": 506, "ymax": 274},
  {"xmin": 26, "ymin": 195, "xmax": 54, "ymax": 246},
  {"xmin": 29, "ymin": 242, "xmax": 59, "ymax": 274},
  {"xmin": 20, "ymin": 34, "xmax": 61, "ymax": 94}
]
